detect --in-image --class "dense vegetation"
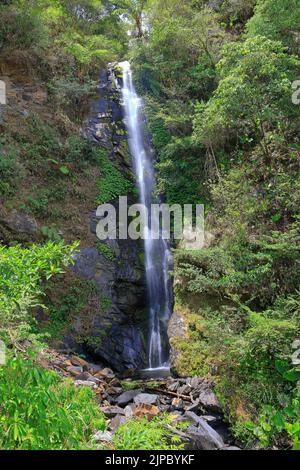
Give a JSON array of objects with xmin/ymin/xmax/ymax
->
[
  {"xmin": 0, "ymin": 0, "xmax": 300, "ymax": 451},
  {"xmin": 130, "ymin": 0, "xmax": 300, "ymax": 449}
]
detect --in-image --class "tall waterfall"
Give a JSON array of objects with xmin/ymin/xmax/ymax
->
[{"xmin": 120, "ymin": 61, "xmax": 172, "ymax": 370}]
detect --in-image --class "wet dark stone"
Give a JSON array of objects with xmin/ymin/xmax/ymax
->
[{"xmin": 117, "ymin": 390, "xmax": 142, "ymax": 406}]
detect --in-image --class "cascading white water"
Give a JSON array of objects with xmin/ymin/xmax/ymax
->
[{"xmin": 120, "ymin": 61, "xmax": 172, "ymax": 370}]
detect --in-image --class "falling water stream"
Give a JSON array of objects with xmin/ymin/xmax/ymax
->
[{"xmin": 120, "ymin": 61, "xmax": 172, "ymax": 373}]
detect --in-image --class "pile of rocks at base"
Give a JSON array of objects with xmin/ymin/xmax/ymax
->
[{"xmin": 37, "ymin": 350, "xmax": 241, "ymax": 450}]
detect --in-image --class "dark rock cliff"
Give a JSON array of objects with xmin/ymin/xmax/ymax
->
[{"xmin": 64, "ymin": 65, "xmax": 148, "ymax": 371}]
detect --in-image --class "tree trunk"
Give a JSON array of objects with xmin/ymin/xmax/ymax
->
[{"xmin": 134, "ymin": 13, "xmax": 143, "ymax": 38}]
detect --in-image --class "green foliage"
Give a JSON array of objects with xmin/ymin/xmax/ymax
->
[
  {"xmin": 42, "ymin": 279, "xmax": 98, "ymax": 340},
  {"xmin": 0, "ymin": 140, "xmax": 19, "ymax": 196},
  {"xmin": 246, "ymin": 387, "xmax": 300, "ymax": 450},
  {"xmin": 131, "ymin": 1, "xmax": 228, "ymax": 207},
  {"xmin": 41, "ymin": 225, "xmax": 62, "ymax": 243},
  {"xmin": 97, "ymin": 242, "xmax": 116, "ymax": 261},
  {"xmin": 218, "ymin": 0, "xmax": 256, "ymax": 31},
  {"xmin": 156, "ymin": 136, "xmax": 206, "ymax": 206},
  {"xmin": 0, "ymin": 4, "xmax": 48, "ymax": 54},
  {"xmin": 0, "ymin": 241, "xmax": 78, "ymax": 344},
  {"xmin": 26, "ymin": 189, "xmax": 51, "ymax": 217},
  {"xmin": 47, "ymin": 77, "xmax": 95, "ymax": 121},
  {"xmin": 176, "ymin": 219, "xmax": 300, "ymax": 309},
  {"xmin": 0, "ymin": 356, "xmax": 106, "ymax": 450},
  {"xmin": 193, "ymin": 36, "xmax": 300, "ymax": 150},
  {"xmin": 96, "ymin": 149, "xmax": 135, "ymax": 204},
  {"xmin": 112, "ymin": 415, "xmax": 186, "ymax": 450},
  {"xmin": 0, "ymin": 0, "xmax": 129, "ymax": 82},
  {"xmin": 64, "ymin": 135, "xmax": 98, "ymax": 166},
  {"xmin": 246, "ymin": 0, "xmax": 300, "ymax": 53}
]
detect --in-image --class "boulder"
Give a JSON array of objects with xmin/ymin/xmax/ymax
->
[
  {"xmin": 171, "ymin": 397, "xmax": 184, "ymax": 411},
  {"xmin": 184, "ymin": 411, "xmax": 205, "ymax": 427},
  {"xmin": 198, "ymin": 389, "xmax": 222, "ymax": 414},
  {"xmin": 95, "ymin": 368, "xmax": 115, "ymax": 379},
  {"xmin": 70, "ymin": 355, "xmax": 90, "ymax": 369},
  {"xmin": 74, "ymin": 380, "xmax": 96, "ymax": 388},
  {"xmin": 85, "ymin": 375, "xmax": 101, "ymax": 384},
  {"xmin": 1, "ymin": 209, "xmax": 37, "ymax": 234},
  {"xmin": 221, "ymin": 446, "xmax": 241, "ymax": 451},
  {"xmin": 100, "ymin": 406, "xmax": 126, "ymax": 418},
  {"xmin": 134, "ymin": 393, "xmax": 159, "ymax": 406},
  {"xmin": 117, "ymin": 389, "xmax": 142, "ymax": 406},
  {"xmin": 66, "ymin": 365, "xmax": 83, "ymax": 376},
  {"xmin": 186, "ymin": 421, "xmax": 224, "ymax": 450},
  {"xmin": 93, "ymin": 431, "xmax": 113, "ymax": 443},
  {"xmin": 109, "ymin": 415, "xmax": 128, "ymax": 432},
  {"xmin": 75, "ymin": 372, "xmax": 95, "ymax": 382},
  {"xmin": 134, "ymin": 404, "xmax": 160, "ymax": 419},
  {"xmin": 124, "ymin": 404, "xmax": 136, "ymax": 418}
]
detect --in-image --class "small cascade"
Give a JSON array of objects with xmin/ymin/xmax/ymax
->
[{"xmin": 120, "ymin": 61, "xmax": 172, "ymax": 371}]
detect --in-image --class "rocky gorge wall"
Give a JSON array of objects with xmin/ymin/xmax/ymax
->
[
  {"xmin": 0, "ymin": 60, "xmax": 149, "ymax": 372},
  {"xmin": 65, "ymin": 66, "xmax": 149, "ymax": 371}
]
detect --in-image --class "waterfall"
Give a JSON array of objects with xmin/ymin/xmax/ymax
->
[{"xmin": 120, "ymin": 61, "xmax": 172, "ymax": 371}]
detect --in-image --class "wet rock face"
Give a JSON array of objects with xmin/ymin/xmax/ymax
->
[{"xmin": 64, "ymin": 66, "xmax": 148, "ymax": 372}]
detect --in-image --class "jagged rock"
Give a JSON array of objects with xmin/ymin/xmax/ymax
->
[
  {"xmin": 1, "ymin": 209, "xmax": 38, "ymax": 234},
  {"xmin": 117, "ymin": 390, "xmax": 142, "ymax": 406},
  {"xmin": 177, "ymin": 384, "xmax": 192, "ymax": 395},
  {"xmin": 95, "ymin": 368, "xmax": 115, "ymax": 379},
  {"xmin": 93, "ymin": 431, "xmax": 113, "ymax": 443},
  {"xmin": 184, "ymin": 411, "xmax": 205, "ymax": 427},
  {"xmin": 167, "ymin": 382, "xmax": 180, "ymax": 392},
  {"xmin": 109, "ymin": 415, "xmax": 128, "ymax": 432},
  {"xmin": 74, "ymin": 380, "xmax": 96, "ymax": 388},
  {"xmin": 66, "ymin": 365, "xmax": 83, "ymax": 376},
  {"xmin": 134, "ymin": 404, "xmax": 160, "ymax": 419},
  {"xmin": 100, "ymin": 406, "xmax": 126, "ymax": 418},
  {"xmin": 124, "ymin": 404, "xmax": 136, "ymax": 418},
  {"xmin": 185, "ymin": 401, "xmax": 201, "ymax": 413},
  {"xmin": 75, "ymin": 371, "xmax": 94, "ymax": 382},
  {"xmin": 221, "ymin": 446, "xmax": 241, "ymax": 451},
  {"xmin": 186, "ymin": 421, "xmax": 224, "ymax": 450},
  {"xmin": 171, "ymin": 398, "xmax": 184, "ymax": 410},
  {"xmin": 85, "ymin": 375, "xmax": 101, "ymax": 384},
  {"xmin": 202, "ymin": 415, "xmax": 220, "ymax": 424},
  {"xmin": 70, "ymin": 355, "xmax": 90, "ymax": 369},
  {"xmin": 167, "ymin": 311, "xmax": 188, "ymax": 375},
  {"xmin": 198, "ymin": 389, "xmax": 222, "ymax": 414},
  {"xmin": 190, "ymin": 377, "xmax": 202, "ymax": 389},
  {"xmin": 134, "ymin": 393, "xmax": 159, "ymax": 406}
]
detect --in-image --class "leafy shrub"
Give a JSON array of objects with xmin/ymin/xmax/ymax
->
[
  {"xmin": 0, "ymin": 6, "xmax": 48, "ymax": 53},
  {"xmin": 0, "ymin": 356, "xmax": 105, "ymax": 450},
  {"xmin": 0, "ymin": 241, "xmax": 78, "ymax": 344},
  {"xmin": 41, "ymin": 278, "xmax": 98, "ymax": 340},
  {"xmin": 26, "ymin": 113, "xmax": 60, "ymax": 152},
  {"xmin": 41, "ymin": 225, "xmax": 62, "ymax": 243},
  {"xmin": 0, "ymin": 144, "xmax": 18, "ymax": 196},
  {"xmin": 26, "ymin": 189, "xmax": 51, "ymax": 217},
  {"xmin": 97, "ymin": 242, "xmax": 116, "ymax": 262},
  {"xmin": 48, "ymin": 77, "xmax": 97, "ymax": 119},
  {"xmin": 95, "ymin": 149, "xmax": 135, "ymax": 204},
  {"xmin": 247, "ymin": 387, "xmax": 300, "ymax": 450},
  {"xmin": 246, "ymin": 0, "xmax": 300, "ymax": 52},
  {"xmin": 65, "ymin": 135, "xmax": 97, "ymax": 165},
  {"xmin": 193, "ymin": 36, "xmax": 300, "ymax": 150},
  {"xmin": 113, "ymin": 415, "xmax": 185, "ymax": 451}
]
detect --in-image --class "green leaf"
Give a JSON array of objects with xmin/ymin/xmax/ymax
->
[{"xmin": 59, "ymin": 166, "xmax": 70, "ymax": 175}]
